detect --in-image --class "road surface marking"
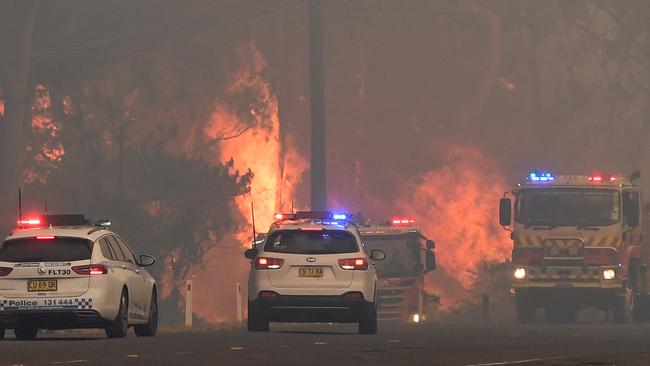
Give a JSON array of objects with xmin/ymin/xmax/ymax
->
[
  {"xmin": 314, "ymin": 341, "xmax": 327, "ymax": 345},
  {"xmin": 230, "ymin": 346, "xmax": 245, "ymax": 351},
  {"xmin": 388, "ymin": 339, "xmax": 400, "ymax": 343},
  {"xmin": 126, "ymin": 354, "xmax": 139, "ymax": 358},
  {"xmin": 176, "ymin": 351, "xmax": 192, "ymax": 355},
  {"xmin": 464, "ymin": 357, "xmax": 560, "ymax": 366}
]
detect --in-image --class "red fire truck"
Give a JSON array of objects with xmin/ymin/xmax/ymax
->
[{"xmin": 358, "ymin": 219, "xmax": 436, "ymax": 323}]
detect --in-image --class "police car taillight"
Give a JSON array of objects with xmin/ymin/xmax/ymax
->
[
  {"xmin": 36, "ymin": 236, "xmax": 55, "ymax": 240},
  {"xmin": 0, "ymin": 267, "xmax": 13, "ymax": 277},
  {"xmin": 72, "ymin": 264, "xmax": 108, "ymax": 275},
  {"xmin": 338, "ymin": 258, "xmax": 368, "ymax": 270},
  {"xmin": 255, "ymin": 257, "xmax": 284, "ymax": 270}
]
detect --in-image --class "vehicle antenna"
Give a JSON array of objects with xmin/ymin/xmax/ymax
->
[
  {"xmin": 44, "ymin": 200, "xmax": 48, "ymax": 215},
  {"xmin": 18, "ymin": 188, "xmax": 22, "ymax": 226},
  {"xmin": 291, "ymin": 196, "xmax": 295, "ymax": 214},
  {"xmin": 251, "ymin": 201, "xmax": 257, "ymax": 244}
]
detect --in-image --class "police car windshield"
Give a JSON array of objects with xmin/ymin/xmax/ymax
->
[
  {"xmin": 264, "ymin": 230, "xmax": 359, "ymax": 254},
  {"xmin": 0, "ymin": 238, "xmax": 92, "ymax": 262},
  {"xmin": 516, "ymin": 188, "xmax": 620, "ymax": 227},
  {"xmin": 363, "ymin": 234, "xmax": 421, "ymax": 277}
]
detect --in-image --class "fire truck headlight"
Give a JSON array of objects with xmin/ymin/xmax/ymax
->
[
  {"xmin": 514, "ymin": 267, "xmax": 526, "ymax": 280},
  {"xmin": 412, "ymin": 314, "xmax": 420, "ymax": 323},
  {"xmin": 603, "ymin": 269, "xmax": 616, "ymax": 280}
]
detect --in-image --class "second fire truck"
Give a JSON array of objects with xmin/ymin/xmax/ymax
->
[
  {"xmin": 358, "ymin": 219, "xmax": 436, "ymax": 323},
  {"xmin": 499, "ymin": 171, "xmax": 648, "ymax": 323}
]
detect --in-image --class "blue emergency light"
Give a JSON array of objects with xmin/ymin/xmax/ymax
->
[
  {"xmin": 528, "ymin": 171, "xmax": 554, "ymax": 182},
  {"xmin": 332, "ymin": 213, "xmax": 347, "ymax": 220}
]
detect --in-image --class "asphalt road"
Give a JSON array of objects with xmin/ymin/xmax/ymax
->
[{"xmin": 2, "ymin": 322, "xmax": 650, "ymax": 366}]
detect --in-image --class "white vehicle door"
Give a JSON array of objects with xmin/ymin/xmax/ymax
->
[{"xmin": 113, "ymin": 236, "xmax": 148, "ymax": 321}]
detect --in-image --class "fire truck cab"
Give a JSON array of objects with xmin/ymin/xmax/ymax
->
[
  {"xmin": 499, "ymin": 172, "xmax": 644, "ymax": 323},
  {"xmin": 358, "ymin": 219, "xmax": 436, "ymax": 323}
]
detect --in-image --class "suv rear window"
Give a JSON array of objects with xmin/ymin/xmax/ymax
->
[
  {"xmin": 0, "ymin": 237, "xmax": 92, "ymax": 262},
  {"xmin": 264, "ymin": 230, "xmax": 359, "ymax": 254}
]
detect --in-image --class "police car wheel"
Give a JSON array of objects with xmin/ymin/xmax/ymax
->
[
  {"xmin": 247, "ymin": 301, "xmax": 269, "ymax": 332},
  {"xmin": 106, "ymin": 290, "xmax": 129, "ymax": 338},
  {"xmin": 358, "ymin": 302, "xmax": 377, "ymax": 335},
  {"xmin": 14, "ymin": 327, "xmax": 38, "ymax": 340},
  {"xmin": 135, "ymin": 291, "xmax": 158, "ymax": 337}
]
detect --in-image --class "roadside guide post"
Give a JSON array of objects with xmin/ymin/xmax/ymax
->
[
  {"xmin": 186, "ymin": 280, "xmax": 193, "ymax": 328},
  {"xmin": 236, "ymin": 282, "xmax": 243, "ymax": 325}
]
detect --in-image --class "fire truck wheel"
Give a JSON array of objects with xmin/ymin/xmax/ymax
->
[
  {"xmin": 545, "ymin": 304, "xmax": 578, "ymax": 324},
  {"xmin": 515, "ymin": 293, "xmax": 535, "ymax": 323},
  {"xmin": 358, "ymin": 302, "xmax": 377, "ymax": 334},
  {"xmin": 613, "ymin": 296, "xmax": 628, "ymax": 324},
  {"xmin": 626, "ymin": 287, "xmax": 647, "ymax": 323},
  {"xmin": 247, "ymin": 301, "xmax": 269, "ymax": 332}
]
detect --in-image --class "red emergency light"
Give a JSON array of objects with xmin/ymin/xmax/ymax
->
[
  {"xmin": 588, "ymin": 175, "xmax": 617, "ymax": 183},
  {"xmin": 17, "ymin": 218, "xmax": 41, "ymax": 226},
  {"xmin": 392, "ymin": 218, "xmax": 415, "ymax": 225}
]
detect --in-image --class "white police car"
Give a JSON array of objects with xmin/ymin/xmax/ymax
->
[
  {"xmin": 245, "ymin": 212, "xmax": 385, "ymax": 334},
  {"xmin": 0, "ymin": 215, "xmax": 158, "ymax": 339}
]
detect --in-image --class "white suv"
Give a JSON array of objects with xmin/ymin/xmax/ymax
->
[
  {"xmin": 0, "ymin": 215, "xmax": 158, "ymax": 339},
  {"xmin": 245, "ymin": 212, "xmax": 385, "ymax": 334}
]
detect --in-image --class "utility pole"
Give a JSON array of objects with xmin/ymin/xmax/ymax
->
[{"xmin": 309, "ymin": 0, "xmax": 327, "ymax": 211}]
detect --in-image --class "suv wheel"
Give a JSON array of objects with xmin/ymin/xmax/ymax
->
[
  {"xmin": 135, "ymin": 290, "xmax": 158, "ymax": 337},
  {"xmin": 106, "ymin": 289, "xmax": 129, "ymax": 338},
  {"xmin": 359, "ymin": 302, "xmax": 377, "ymax": 334},
  {"xmin": 247, "ymin": 301, "xmax": 269, "ymax": 332},
  {"xmin": 14, "ymin": 327, "xmax": 38, "ymax": 340}
]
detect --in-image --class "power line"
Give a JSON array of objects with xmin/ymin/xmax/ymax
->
[
  {"xmin": 9, "ymin": 0, "xmax": 307, "ymax": 63},
  {"xmin": 29, "ymin": 0, "xmax": 233, "ymax": 60}
]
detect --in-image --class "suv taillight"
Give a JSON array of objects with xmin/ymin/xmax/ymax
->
[
  {"xmin": 0, "ymin": 267, "xmax": 13, "ymax": 277},
  {"xmin": 255, "ymin": 257, "xmax": 284, "ymax": 270},
  {"xmin": 338, "ymin": 258, "xmax": 368, "ymax": 270},
  {"xmin": 72, "ymin": 264, "xmax": 108, "ymax": 275}
]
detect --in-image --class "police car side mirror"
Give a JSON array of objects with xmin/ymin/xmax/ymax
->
[
  {"xmin": 370, "ymin": 249, "xmax": 386, "ymax": 261},
  {"xmin": 138, "ymin": 254, "xmax": 156, "ymax": 267},
  {"xmin": 244, "ymin": 249, "xmax": 258, "ymax": 260},
  {"xmin": 426, "ymin": 240, "xmax": 435, "ymax": 250}
]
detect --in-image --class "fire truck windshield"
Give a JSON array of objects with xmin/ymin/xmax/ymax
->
[
  {"xmin": 516, "ymin": 188, "xmax": 620, "ymax": 227},
  {"xmin": 363, "ymin": 234, "xmax": 422, "ymax": 277}
]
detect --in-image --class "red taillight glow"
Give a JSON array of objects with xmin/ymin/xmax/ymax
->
[
  {"xmin": 338, "ymin": 258, "xmax": 368, "ymax": 270},
  {"xmin": 36, "ymin": 236, "xmax": 55, "ymax": 240},
  {"xmin": 72, "ymin": 264, "xmax": 108, "ymax": 275},
  {"xmin": 0, "ymin": 267, "xmax": 13, "ymax": 277},
  {"xmin": 255, "ymin": 257, "xmax": 284, "ymax": 270},
  {"xmin": 275, "ymin": 213, "xmax": 284, "ymax": 220}
]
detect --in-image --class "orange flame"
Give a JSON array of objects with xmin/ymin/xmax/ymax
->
[
  {"xmin": 172, "ymin": 42, "xmax": 307, "ymax": 324},
  {"xmin": 395, "ymin": 145, "xmax": 510, "ymax": 306}
]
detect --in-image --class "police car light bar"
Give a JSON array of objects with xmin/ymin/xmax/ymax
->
[
  {"xmin": 528, "ymin": 171, "xmax": 554, "ymax": 182},
  {"xmin": 332, "ymin": 213, "xmax": 347, "ymax": 220},
  {"xmin": 17, "ymin": 218, "xmax": 41, "ymax": 226}
]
